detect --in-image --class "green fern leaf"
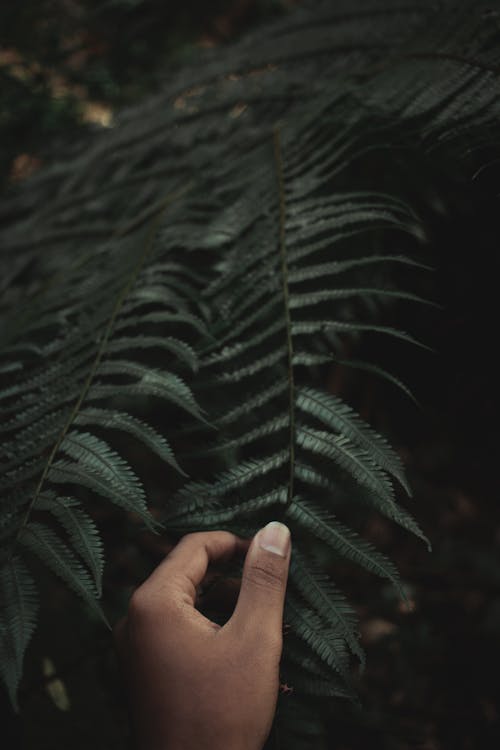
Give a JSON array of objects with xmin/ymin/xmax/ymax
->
[
  {"xmin": 326, "ymin": 355, "xmax": 418, "ymax": 403},
  {"xmin": 48, "ymin": 456, "xmax": 154, "ymax": 527},
  {"xmin": 282, "ymin": 650, "xmax": 355, "ymax": 700},
  {"xmin": 114, "ymin": 310, "xmax": 208, "ymax": 337},
  {"xmin": 189, "ymin": 413, "xmax": 288, "ymax": 456},
  {"xmin": 19, "ymin": 522, "xmax": 107, "ymax": 621},
  {"xmin": 36, "ymin": 494, "xmax": 104, "ymax": 595},
  {"xmin": 59, "ymin": 430, "xmax": 145, "ymax": 503},
  {"xmin": 177, "ymin": 452, "xmax": 289, "ymax": 504},
  {"xmin": 210, "ymin": 296, "xmax": 282, "ymax": 349},
  {"xmin": 75, "ymin": 407, "xmax": 185, "ymax": 475},
  {"xmin": 292, "ymin": 320, "xmax": 429, "ymax": 349},
  {"xmin": 0, "ymin": 458, "xmax": 46, "ymax": 492},
  {"xmin": 296, "ymin": 386, "xmax": 408, "ymax": 492},
  {"xmin": 217, "ymin": 381, "xmax": 288, "ymax": 426},
  {"xmin": 90, "ymin": 362, "xmax": 205, "ymax": 420},
  {"xmin": 290, "ymin": 548, "xmax": 364, "ymax": 666},
  {"xmin": 284, "ymin": 591, "xmax": 351, "ymax": 681},
  {"xmin": 287, "ymin": 498, "xmax": 403, "ymax": 596},
  {"xmin": 294, "ymin": 461, "xmax": 339, "ymax": 492},
  {"xmin": 0, "ymin": 558, "xmax": 39, "ymax": 710},
  {"xmin": 288, "ymin": 254, "xmax": 431, "ymax": 285},
  {"xmin": 296, "ymin": 426, "xmax": 395, "ymax": 504},
  {"xmin": 166, "ymin": 487, "xmax": 287, "ymax": 530},
  {"xmin": 0, "ymin": 409, "xmax": 68, "ymax": 472},
  {"xmin": 289, "ymin": 287, "xmax": 434, "ymax": 311},
  {"xmin": 217, "ymin": 348, "xmax": 287, "ymax": 383},
  {"xmin": 202, "ymin": 319, "xmax": 285, "ymax": 367},
  {"xmin": 106, "ymin": 335, "xmax": 198, "ymax": 371}
]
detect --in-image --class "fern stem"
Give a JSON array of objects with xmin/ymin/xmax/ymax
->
[
  {"xmin": 273, "ymin": 126, "xmax": 295, "ymax": 512},
  {"xmin": 9, "ymin": 191, "xmax": 182, "ymax": 560}
]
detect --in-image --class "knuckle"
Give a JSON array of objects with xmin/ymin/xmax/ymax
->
[
  {"xmin": 246, "ymin": 559, "xmax": 284, "ymax": 591},
  {"xmin": 177, "ymin": 531, "xmax": 206, "ymax": 550},
  {"xmin": 127, "ymin": 586, "xmax": 152, "ymax": 620}
]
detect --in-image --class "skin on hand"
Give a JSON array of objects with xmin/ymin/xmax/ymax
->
[{"xmin": 115, "ymin": 522, "xmax": 292, "ymax": 750}]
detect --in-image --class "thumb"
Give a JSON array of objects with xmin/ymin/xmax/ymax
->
[{"xmin": 228, "ymin": 521, "xmax": 291, "ymax": 640}]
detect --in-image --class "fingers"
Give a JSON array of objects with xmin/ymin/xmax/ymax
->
[
  {"xmin": 140, "ymin": 530, "xmax": 249, "ymax": 607},
  {"xmin": 226, "ymin": 522, "xmax": 291, "ymax": 642}
]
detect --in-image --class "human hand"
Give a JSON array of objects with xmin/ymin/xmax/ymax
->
[{"xmin": 115, "ymin": 522, "xmax": 292, "ymax": 750}]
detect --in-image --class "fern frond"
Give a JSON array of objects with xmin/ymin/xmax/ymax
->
[
  {"xmin": 0, "ymin": 558, "xmax": 38, "ymax": 710},
  {"xmin": 19, "ymin": 522, "xmax": 106, "ymax": 621},
  {"xmin": 217, "ymin": 348, "xmax": 287, "ymax": 383},
  {"xmin": 0, "ymin": 458, "xmax": 47, "ymax": 492},
  {"xmin": 282, "ymin": 640, "xmax": 355, "ymax": 700},
  {"xmin": 188, "ymin": 413, "xmax": 289, "ymax": 457},
  {"xmin": 166, "ymin": 488, "xmax": 288, "ymax": 530},
  {"xmin": 47, "ymin": 460, "xmax": 152, "ymax": 526},
  {"xmin": 289, "ymin": 287, "xmax": 434, "ymax": 311},
  {"xmin": 217, "ymin": 381, "xmax": 288, "ymax": 426},
  {"xmin": 287, "ymin": 498, "xmax": 403, "ymax": 596},
  {"xmin": 201, "ymin": 319, "xmax": 285, "ymax": 367},
  {"xmin": 294, "ymin": 461, "xmax": 339, "ymax": 492},
  {"xmin": 58, "ymin": 430, "xmax": 146, "ymax": 507},
  {"xmin": 0, "ymin": 408, "xmax": 69, "ymax": 472},
  {"xmin": 206, "ymin": 295, "xmax": 282, "ymax": 350},
  {"xmin": 177, "ymin": 451, "xmax": 289, "ymax": 505},
  {"xmin": 75, "ymin": 407, "xmax": 185, "ymax": 475},
  {"xmin": 36, "ymin": 494, "xmax": 104, "ymax": 594},
  {"xmin": 296, "ymin": 426, "xmax": 395, "ymax": 504},
  {"xmin": 114, "ymin": 310, "xmax": 208, "ymax": 337},
  {"xmin": 106, "ymin": 336, "xmax": 198, "ymax": 371},
  {"xmin": 95, "ymin": 360, "xmax": 197, "ymax": 404},
  {"xmin": 290, "ymin": 548, "xmax": 364, "ymax": 666},
  {"xmin": 287, "ymin": 254, "xmax": 431, "ymax": 284},
  {"xmin": 0, "ymin": 388, "xmax": 78, "ymax": 432},
  {"xmin": 284, "ymin": 591, "xmax": 351, "ymax": 681},
  {"xmin": 326, "ymin": 354, "xmax": 418, "ymax": 403},
  {"xmin": 3, "ymin": 0, "xmax": 497, "ymax": 712},
  {"xmin": 291, "ymin": 320, "xmax": 428, "ymax": 349},
  {"xmin": 296, "ymin": 386, "xmax": 408, "ymax": 492}
]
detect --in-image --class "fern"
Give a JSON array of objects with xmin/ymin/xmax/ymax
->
[
  {"xmin": 0, "ymin": 558, "xmax": 38, "ymax": 710},
  {"xmin": 36, "ymin": 494, "xmax": 104, "ymax": 595},
  {"xmin": 0, "ymin": 0, "xmax": 498, "ymax": 731}
]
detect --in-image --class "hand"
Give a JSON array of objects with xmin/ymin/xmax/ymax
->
[{"xmin": 115, "ymin": 522, "xmax": 292, "ymax": 750}]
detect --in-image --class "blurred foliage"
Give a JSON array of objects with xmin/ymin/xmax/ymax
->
[{"xmin": 0, "ymin": 0, "xmax": 290, "ymax": 186}]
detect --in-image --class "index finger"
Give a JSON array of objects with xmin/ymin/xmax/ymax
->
[{"xmin": 142, "ymin": 530, "xmax": 250, "ymax": 607}]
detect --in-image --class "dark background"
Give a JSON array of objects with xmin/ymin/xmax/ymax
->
[{"xmin": 1, "ymin": 1, "xmax": 499, "ymax": 748}]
